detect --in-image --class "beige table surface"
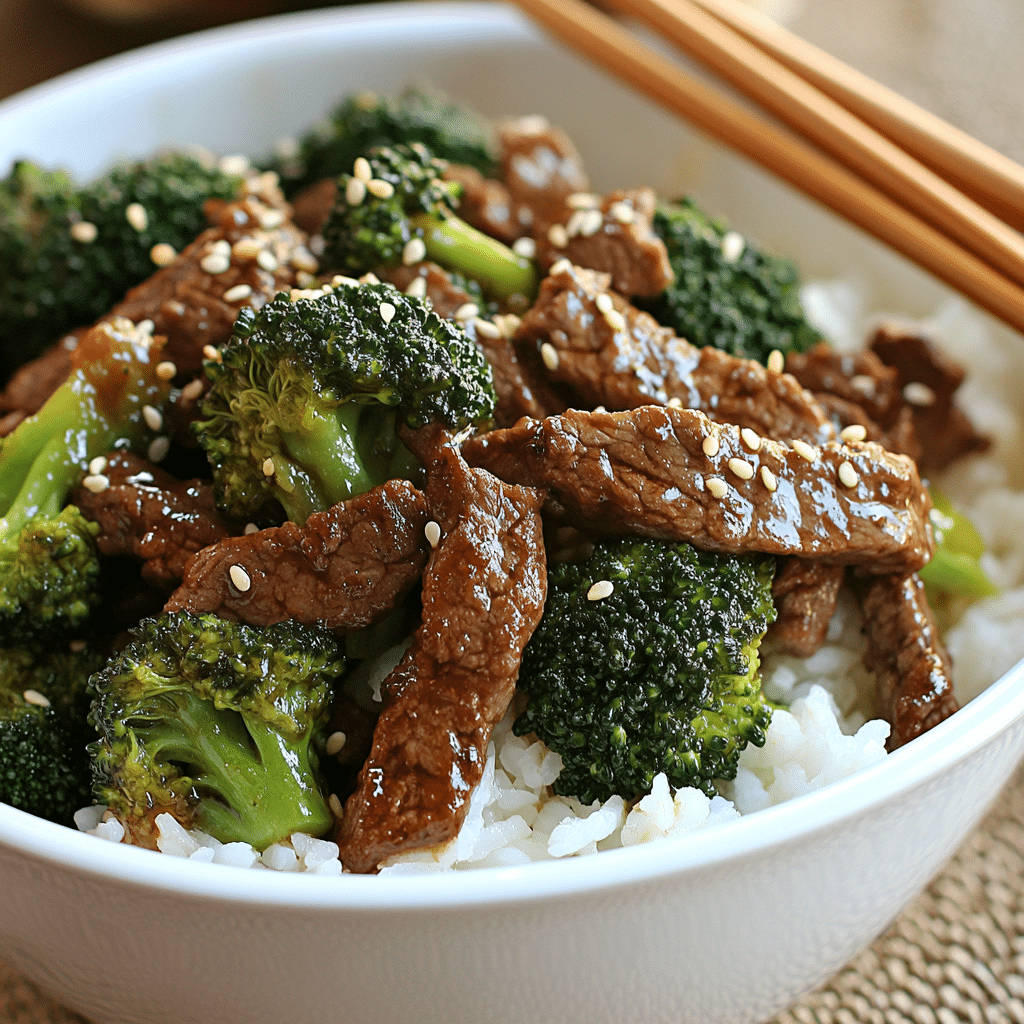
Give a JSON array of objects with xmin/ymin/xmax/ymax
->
[{"xmin": 1, "ymin": 1, "xmax": 1024, "ymax": 1021}]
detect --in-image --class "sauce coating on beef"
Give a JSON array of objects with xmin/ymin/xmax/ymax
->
[
  {"xmin": 766, "ymin": 558, "xmax": 844, "ymax": 657},
  {"xmin": 336, "ymin": 426, "xmax": 546, "ymax": 873},
  {"xmin": 164, "ymin": 479, "xmax": 429, "ymax": 632},
  {"xmin": 463, "ymin": 405, "xmax": 933, "ymax": 574}
]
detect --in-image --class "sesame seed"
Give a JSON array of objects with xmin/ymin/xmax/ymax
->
[
  {"xmin": 223, "ymin": 283, "xmax": 253, "ymax": 303},
  {"xmin": 125, "ymin": 203, "xmax": 148, "ymax": 232},
  {"xmin": 850, "ymin": 374, "xmax": 876, "ymax": 398},
  {"xmin": 244, "ymin": 522, "xmax": 259, "ymax": 535},
  {"xmin": 22, "ymin": 689, "xmax": 50, "ymax": 708},
  {"xmin": 402, "ymin": 237, "xmax": 427, "ymax": 265},
  {"xmin": 740, "ymin": 427, "xmax": 762, "ymax": 452},
  {"xmin": 325, "ymin": 731, "xmax": 348, "ymax": 756},
  {"xmin": 579, "ymin": 209, "xmax": 604, "ymax": 237},
  {"xmin": 142, "ymin": 405, "xmax": 163, "ymax": 432},
  {"xmin": 360, "ymin": 272, "xmax": 380, "ymax": 285},
  {"xmin": 147, "ymin": 436, "xmax": 170, "ymax": 463},
  {"xmin": 838, "ymin": 461, "xmax": 859, "ymax": 488},
  {"xmin": 155, "ymin": 360, "xmax": 177, "ymax": 380},
  {"xmin": 228, "ymin": 564, "xmax": 252, "ymax": 592},
  {"xmin": 721, "ymin": 231, "xmax": 745, "ymax": 263},
  {"xmin": 766, "ymin": 349, "xmax": 785, "ymax": 375},
  {"xmin": 259, "ymin": 209, "xmax": 285, "ymax": 230},
  {"xmin": 454, "ymin": 303, "xmax": 479, "ymax": 321},
  {"xmin": 840, "ymin": 423, "xmax": 868, "ymax": 442},
  {"xmin": 149, "ymin": 242, "xmax": 176, "ymax": 266},
  {"xmin": 82, "ymin": 474, "xmax": 110, "ymax": 494},
  {"xmin": 379, "ymin": 301, "xmax": 396, "ymax": 324},
  {"xmin": 425, "ymin": 521, "xmax": 441, "ymax": 548},
  {"xmin": 516, "ymin": 114, "xmax": 550, "ymax": 134},
  {"xmin": 181, "ymin": 378, "xmax": 204, "ymax": 402},
  {"xmin": 405, "ymin": 276, "xmax": 427, "ymax": 299},
  {"xmin": 565, "ymin": 210, "xmax": 586, "ymax": 239},
  {"xmin": 262, "ymin": 457, "xmax": 275, "ymax": 477},
  {"xmin": 566, "ymin": 192, "xmax": 600, "ymax": 209},
  {"xmin": 603, "ymin": 307, "xmax": 626, "ymax": 332},
  {"xmin": 587, "ymin": 580, "xmax": 614, "ymax": 601},
  {"xmin": 549, "ymin": 257, "xmax": 572, "ymax": 276},
  {"xmin": 760, "ymin": 466, "xmax": 778, "ymax": 492},
  {"xmin": 290, "ymin": 249, "xmax": 319, "ymax": 274},
  {"xmin": 540, "ymin": 342, "xmax": 560, "ymax": 371},
  {"xmin": 219, "ymin": 154, "xmax": 250, "ymax": 176},
  {"xmin": 202, "ymin": 344, "xmax": 222, "ymax": 363},
  {"xmin": 329, "ymin": 793, "xmax": 344, "ymax": 818},
  {"xmin": 353, "ymin": 157, "xmax": 372, "ymax": 182},
  {"xmin": 474, "ymin": 318, "xmax": 501, "ymax": 340},
  {"xmin": 547, "ymin": 224, "xmax": 569, "ymax": 248},
  {"xmin": 232, "ymin": 238, "xmax": 263, "ymax": 260},
  {"xmin": 667, "ymin": 396, "xmax": 683, "ymax": 409},
  {"xmin": 512, "ymin": 237, "xmax": 536, "ymax": 258},
  {"xmin": 706, "ymin": 477, "xmax": 729, "ymax": 499},
  {"xmin": 88, "ymin": 456, "xmax": 107, "ymax": 475},
  {"xmin": 345, "ymin": 177, "xmax": 367, "ymax": 205},
  {"xmin": 728, "ymin": 457, "xmax": 754, "ymax": 480},
  {"xmin": 702, "ymin": 433, "xmax": 721, "ymax": 458},
  {"xmin": 366, "ymin": 178, "xmax": 395, "ymax": 199},
  {"xmin": 791, "ymin": 439, "xmax": 818, "ymax": 462},
  {"xmin": 70, "ymin": 221, "xmax": 98, "ymax": 243},
  {"xmin": 211, "ymin": 239, "xmax": 232, "ymax": 256},
  {"xmin": 200, "ymin": 252, "xmax": 231, "ymax": 275},
  {"xmin": 609, "ymin": 201, "xmax": 634, "ymax": 223},
  {"xmin": 256, "ymin": 250, "xmax": 279, "ymax": 272},
  {"xmin": 136, "ymin": 319, "xmax": 155, "ymax": 337},
  {"xmin": 498, "ymin": 314, "xmax": 522, "ymax": 338},
  {"xmin": 595, "ymin": 293, "xmax": 614, "ymax": 314},
  {"xmin": 903, "ymin": 381, "xmax": 937, "ymax": 406}
]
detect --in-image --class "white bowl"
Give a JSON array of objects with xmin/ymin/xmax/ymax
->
[{"xmin": 1, "ymin": 5, "xmax": 1023, "ymax": 1023}]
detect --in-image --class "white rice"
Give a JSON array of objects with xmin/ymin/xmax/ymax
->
[{"xmin": 76, "ymin": 282, "xmax": 1024, "ymax": 873}]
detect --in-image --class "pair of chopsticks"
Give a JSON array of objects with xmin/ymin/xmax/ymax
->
[{"xmin": 513, "ymin": 0, "xmax": 1024, "ymax": 336}]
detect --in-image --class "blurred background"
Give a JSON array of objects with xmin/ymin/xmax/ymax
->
[{"xmin": 1, "ymin": 0, "xmax": 1024, "ymax": 165}]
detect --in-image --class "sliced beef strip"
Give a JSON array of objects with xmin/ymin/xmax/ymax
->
[
  {"xmin": 378, "ymin": 261, "xmax": 481, "ymax": 320},
  {"xmin": 514, "ymin": 263, "xmax": 835, "ymax": 444},
  {"xmin": 443, "ymin": 163, "xmax": 521, "ymax": 245},
  {"xmin": 532, "ymin": 188, "xmax": 674, "ymax": 297},
  {"xmin": 111, "ymin": 196, "xmax": 315, "ymax": 379},
  {"xmin": 869, "ymin": 321, "xmax": 990, "ymax": 473},
  {"xmin": 462, "ymin": 405, "xmax": 933, "ymax": 574},
  {"xmin": 851, "ymin": 571, "xmax": 959, "ymax": 749},
  {"xmin": 499, "ymin": 115, "xmax": 590, "ymax": 231},
  {"xmin": 164, "ymin": 478, "xmax": 430, "ymax": 632},
  {"xmin": 290, "ymin": 177, "xmax": 338, "ymax": 235},
  {"xmin": 71, "ymin": 451, "xmax": 233, "ymax": 592},
  {"xmin": 766, "ymin": 558, "xmax": 844, "ymax": 657},
  {"xmin": 336, "ymin": 425, "xmax": 547, "ymax": 873}
]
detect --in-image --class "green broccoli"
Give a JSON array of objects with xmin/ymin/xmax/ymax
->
[
  {"xmin": 0, "ymin": 317, "xmax": 171, "ymax": 644},
  {"xmin": 515, "ymin": 538, "xmax": 777, "ymax": 804},
  {"xmin": 0, "ymin": 644, "xmax": 105, "ymax": 826},
  {"xmin": 320, "ymin": 143, "xmax": 536, "ymax": 304},
  {"xmin": 195, "ymin": 280, "xmax": 496, "ymax": 525},
  {"xmin": 919, "ymin": 489, "xmax": 998, "ymax": 600},
  {"xmin": 269, "ymin": 87, "xmax": 498, "ymax": 198},
  {"xmin": 89, "ymin": 611, "xmax": 344, "ymax": 850},
  {"xmin": 637, "ymin": 198, "xmax": 820, "ymax": 365},
  {"xmin": 0, "ymin": 152, "xmax": 245, "ymax": 374}
]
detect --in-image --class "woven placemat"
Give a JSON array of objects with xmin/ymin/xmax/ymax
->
[{"xmin": 2, "ymin": 764, "xmax": 1023, "ymax": 1024}]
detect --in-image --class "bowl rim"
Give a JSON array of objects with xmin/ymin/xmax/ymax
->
[{"xmin": 0, "ymin": 0, "xmax": 1022, "ymax": 912}]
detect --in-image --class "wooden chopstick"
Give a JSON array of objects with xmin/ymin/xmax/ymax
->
[
  {"xmin": 513, "ymin": 0, "xmax": 1024, "ymax": 336},
  {"xmin": 599, "ymin": 0, "xmax": 1024, "ymax": 290},
  {"xmin": 686, "ymin": 0, "xmax": 1024, "ymax": 234}
]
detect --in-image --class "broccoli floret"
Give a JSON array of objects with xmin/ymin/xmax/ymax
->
[
  {"xmin": 195, "ymin": 281, "xmax": 495, "ymax": 525},
  {"xmin": 321, "ymin": 144, "xmax": 536, "ymax": 304},
  {"xmin": 0, "ymin": 644, "xmax": 105, "ymax": 826},
  {"xmin": 0, "ymin": 317, "xmax": 171, "ymax": 643},
  {"xmin": 515, "ymin": 538, "xmax": 776, "ymax": 804},
  {"xmin": 0, "ymin": 152, "xmax": 245, "ymax": 374},
  {"xmin": 89, "ymin": 611, "xmax": 344, "ymax": 850},
  {"xmin": 919, "ymin": 489, "xmax": 998, "ymax": 601},
  {"xmin": 636, "ymin": 198, "xmax": 820, "ymax": 364},
  {"xmin": 270, "ymin": 87, "xmax": 498, "ymax": 198}
]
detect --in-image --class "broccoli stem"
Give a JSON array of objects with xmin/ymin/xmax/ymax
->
[
  {"xmin": 412, "ymin": 212, "xmax": 538, "ymax": 303},
  {"xmin": 146, "ymin": 690, "xmax": 333, "ymax": 849},
  {"xmin": 274, "ymin": 400, "xmax": 417, "ymax": 524}
]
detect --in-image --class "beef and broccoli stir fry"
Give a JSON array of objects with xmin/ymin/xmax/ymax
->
[{"xmin": 0, "ymin": 87, "xmax": 994, "ymax": 872}]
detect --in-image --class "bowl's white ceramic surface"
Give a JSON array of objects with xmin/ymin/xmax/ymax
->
[{"xmin": 1, "ymin": 5, "xmax": 1023, "ymax": 1024}]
